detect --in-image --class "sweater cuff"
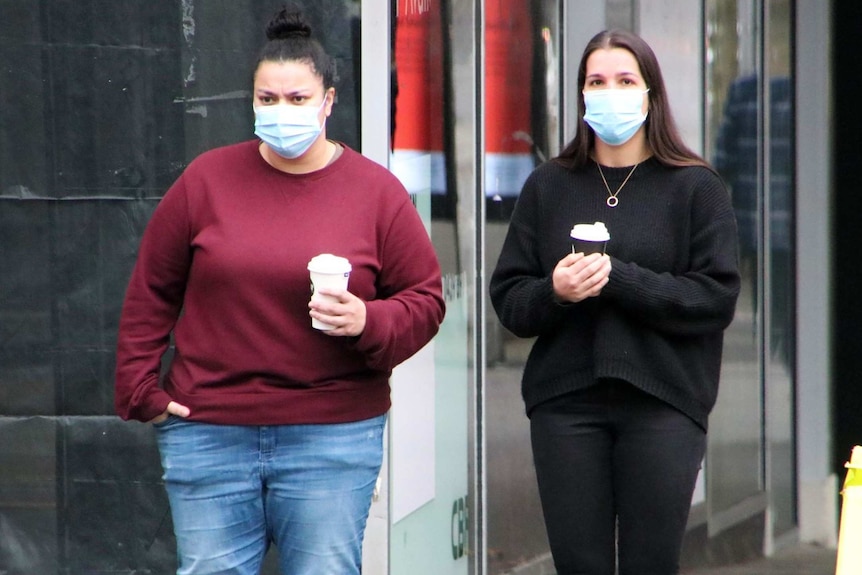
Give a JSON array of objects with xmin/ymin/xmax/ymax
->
[
  {"xmin": 136, "ymin": 388, "xmax": 174, "ymax": 423},
  {"xmin": 540, "ymin": 276, "xmax": 569, "ymax": 308},
  {"xmin": 603, "ymin": 257, "xmax": 638, "ymax": 299}
]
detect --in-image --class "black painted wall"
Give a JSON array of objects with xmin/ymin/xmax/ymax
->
[{"xmin": 833, "ymin": 0, "xmax": 862, "ymax": 478}]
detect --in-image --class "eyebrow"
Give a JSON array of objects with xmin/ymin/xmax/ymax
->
[
  {"xmin": 586, "ymin": 71, "xmax": 640, "ymax": 80},
  {"xmin": 254, "ymin": 87, "xmax": 313, "ymax": 97}
]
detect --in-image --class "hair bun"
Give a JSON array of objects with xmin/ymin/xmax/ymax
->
[{"xmin": 266, "ymin": 7, "xmax": 312, "ymax": 41}]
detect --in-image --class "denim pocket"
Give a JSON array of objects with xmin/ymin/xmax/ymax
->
[{"xmin": 152, "ymin": 414, "xmax": 181, "ymax": 429}]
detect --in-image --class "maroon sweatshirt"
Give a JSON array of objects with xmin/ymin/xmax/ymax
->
[{"xmin": 115, "ymin": 141, "xmax": 445, "ymax": 424}]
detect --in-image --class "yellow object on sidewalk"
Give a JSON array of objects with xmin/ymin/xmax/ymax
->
[{"xmin": 836, "ymin": 446, "xmax": 862, "ymax": 575}]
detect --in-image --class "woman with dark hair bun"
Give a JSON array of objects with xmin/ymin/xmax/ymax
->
[
  {"xmin": 114, "ymin": 5, "xmax": 444, "ymax": 574},
  {"xmin": 490, "ymin": 29, "xmax": 740, "ymax": 574}
]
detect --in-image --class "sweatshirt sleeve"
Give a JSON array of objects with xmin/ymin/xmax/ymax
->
[
  {"xmin": 601, "ymin": 175, "xmax": 741, "ymax": 336},
  {"xmin": 352, "ymin": 198, "xmax": 446, "ymax": 371},
  {"xmin": 114, "ymin": 176, "xmax": 192, "ymax": 422}
]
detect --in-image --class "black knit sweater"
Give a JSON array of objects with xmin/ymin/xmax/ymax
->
[{"xmin": 489, "ymin": 157, "xmax": 740, "ymax": 430}]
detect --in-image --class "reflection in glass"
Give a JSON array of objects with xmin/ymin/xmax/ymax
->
[
  {"xmin": 706, "ymin": 0, "xmax": 764, "ymax": 513},
  {"xmin": 706, "ymin": 0, "xmax": 797, "ymax": 540},
  {"xmin": 485, "ymin": 0, "xmax": 559, "ymax": 222},
  {"xmin": 484, "ymin": 1, "xmax": 561, "ymax": 573},
  {"xmin": 389, "ymin": 1, "xmax": 473, "ymax": 573},
  {"xmin": 765, "ymin": 0, "xmax": 797, "ymax": 538}
]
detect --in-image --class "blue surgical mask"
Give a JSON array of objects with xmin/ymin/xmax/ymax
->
[
  {"xmin": 254, "ymin": 98, "xmax": 327, "ymax": 159},
  {"xmin": 583, "ymin": 89, "xmax": 649, "ymax": 146}
]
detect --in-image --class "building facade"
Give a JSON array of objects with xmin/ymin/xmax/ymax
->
[{"xmin": 0, "ymin": 0, "xmax": 839, "ymax": 573}]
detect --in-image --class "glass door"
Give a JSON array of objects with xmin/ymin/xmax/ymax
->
[
  {"xmin": 382, "ymin": 0, "xmax": 476, "ymax": 573},
  {"xmin": 763, "ymin": 0, "xmax": 797, "ymax": 547},
  {"xmin": 483, "ymin": 1, "xmax": 562, "ymax": 572},
  {"xmin": 704, "ymin": 0, "xmax": 767, "ymax": 529}
]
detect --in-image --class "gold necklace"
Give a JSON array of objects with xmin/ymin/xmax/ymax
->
[{"xmin": 596, "ymin": 161, "xmax": 640, "ymax": 207}]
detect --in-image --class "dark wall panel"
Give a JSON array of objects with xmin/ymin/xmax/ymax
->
[{"xmin": 833, "ymin": 0, "xmax": 862, "ymax": 479}]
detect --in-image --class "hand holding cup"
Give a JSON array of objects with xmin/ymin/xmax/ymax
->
[{"xmin": 307, "ymin": 254, "xmax": 352, "ymax": 331}]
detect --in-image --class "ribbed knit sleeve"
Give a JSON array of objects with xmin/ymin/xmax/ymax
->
[
  {"xmin": 601, "ymin": 168, "xmax": 740, "ymax": 335},
  {"xmin": 489, "ymin": 169, "xmax": 573, "ymax": 338}
]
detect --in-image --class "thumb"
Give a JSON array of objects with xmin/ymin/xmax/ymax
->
[{"xmin": 166, "ymin": 401, "xmax": 191, "ymax": 418}]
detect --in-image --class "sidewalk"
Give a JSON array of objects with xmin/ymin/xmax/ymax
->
[{"xmin": 681, "ymin": 543, "xmax": 836, "ymax": 575}]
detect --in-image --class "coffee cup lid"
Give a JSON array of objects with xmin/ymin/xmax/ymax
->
[
  {"xmin": 307, "ymin": 253, "xmax": 352, "ymax": 274},
  {"xmin": 570, "ymin": 221, "xmax": 610, "ymax": 242}
]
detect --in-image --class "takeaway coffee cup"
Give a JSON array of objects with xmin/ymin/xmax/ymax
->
[
  {"xmin": 307, "ymin": 253, "xmax": 352, "ymax": 330},
  {"xmin": 570, "ymin": 222, "xmax": 610, "ymax": 255}
]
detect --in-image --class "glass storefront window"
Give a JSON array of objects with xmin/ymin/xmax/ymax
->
[
  {"xmin": 387, "ymin": 0, "xmax": 473, "ymax": 573},
  {"xmin": 764, "ymin": 0, "xmax": 797, "ymax": 540},
  {"xmin": 706, "ymin": 0, "xmax": 797, "ymax": 545},
  {"xmin": 705, "ymin": 0, "xmax": 765, "ymax": 517},
  {"xmin": 483, "ymin": 1, "xmax": 562, "ymax": 573}
]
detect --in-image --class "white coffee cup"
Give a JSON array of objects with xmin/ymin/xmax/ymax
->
[
  {"xmin": 570, "ymin": 221, "xmax": 610, "ymax": 254},
  {"xmin": 307, "ymin": 254, "xmax": 352, "ymax": 330}
]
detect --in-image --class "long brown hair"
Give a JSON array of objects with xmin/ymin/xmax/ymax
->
[{"xmin": 555, "ymin": 29, "xmax": 710, "ymax": 172}]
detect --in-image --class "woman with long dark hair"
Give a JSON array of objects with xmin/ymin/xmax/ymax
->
[{"xmin": 490, "ymin": 29, "xmax": 740, "ymax": 574}]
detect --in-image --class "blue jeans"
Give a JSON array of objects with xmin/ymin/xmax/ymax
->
[
  {"xmin": 154, "ymin": 414, "xmax": 386, "ymax": 575},
  {"xmin": 530, "ymin": 380, "xmax": 705, "ymax": 575}
]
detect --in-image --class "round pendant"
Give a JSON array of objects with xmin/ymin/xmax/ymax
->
[{"xmin": 606, "ymin": 196, "xmax": 619, "ymax": 207}]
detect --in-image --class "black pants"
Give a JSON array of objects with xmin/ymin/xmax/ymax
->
[{"xmin": 530, "ymin": 380, "xmax": 706, "ymax": 575}]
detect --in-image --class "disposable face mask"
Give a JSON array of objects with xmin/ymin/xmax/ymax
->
[
  {"xmin": 583, "ymin": 89, "xmax": 649, "ymax": 146},
  {"xmin": 254, "ymin": 98, "xmax": 327, "ymax": 159}
]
